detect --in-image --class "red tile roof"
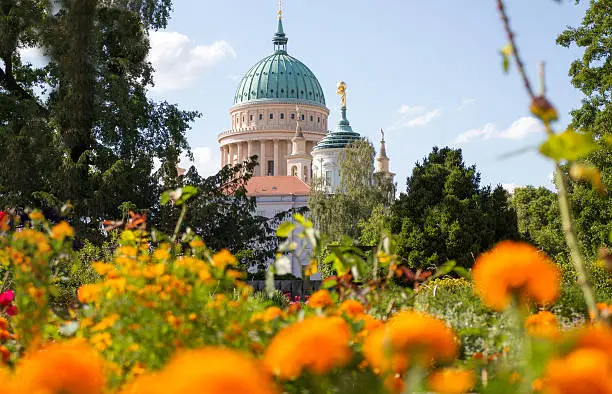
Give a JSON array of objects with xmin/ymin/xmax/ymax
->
[{"xmin": 245, "ymin": 176, "xmax": 311, "ymax": 196}]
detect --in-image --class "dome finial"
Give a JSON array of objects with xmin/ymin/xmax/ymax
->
[
  {"xmin": 337, "ymin": 81, "xmax": 349, "ymax": 124},
  {"xmin": 273, "ymin": 1, "xmax": 288, "ymax": 52}
]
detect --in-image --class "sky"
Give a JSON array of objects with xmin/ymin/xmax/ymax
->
[{"xmin": 38, "ymin": 1, "xmax": 593, "ymax": 193}]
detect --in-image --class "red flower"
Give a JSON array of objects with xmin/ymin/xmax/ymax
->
[
  {"xmin": 0, "ymin": 290, "xmax": 14, "ymax": 307},
  {"xmin": 4, "ymin": 305, "xmax": 17, "ymax": 317}
]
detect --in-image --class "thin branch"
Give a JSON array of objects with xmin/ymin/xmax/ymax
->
[
  {"xmin": 496, "ymin": 0, "xmax": 536, "ymax": 100},
  {"xmin": 496, "ymin": 0, "xmax": 599, "ymax": 320}
]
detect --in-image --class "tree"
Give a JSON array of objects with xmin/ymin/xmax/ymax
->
[
  {"xmin": 556, "ymin": 0, "xmax": 612, "ymax": 258},
  {"xmin": 0, "ymin": 1, "xmax": 197, "ymax": 243},
  {"xmin": 391, "ymin": 147, "xmax": 519, "ymax": 269},
  {"xmin": 511, "ymin": 186, "xmax": 566, "ymax": 260},
  {"xmin": 309, "ymin": 139, "xmax": 395, "ymax": 242}
]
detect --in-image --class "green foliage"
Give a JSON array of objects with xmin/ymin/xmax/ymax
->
[
  {"xmin": 309, "ymin": 140, "xmax": 395, "ymax": 242},
  {"xmin": 391, "ymin": 147, "xmax": 519, "ymax": 269},
  {"xmin": 511, "ymin": 186, "xmax": 567, "ymax": 260},
  {"xmin": 414, "ymin": 278, "xmax": 517, "ymax": 358},
  {"xmin": 0, "ymin": 1, "xmax": 198, "ymax": 244},
  {"xmin": 539, "ymin": 128, "xmax": 598, "ymax": 162}
]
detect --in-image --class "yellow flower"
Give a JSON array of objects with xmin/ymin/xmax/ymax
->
[
  {"xmin": 262, "ymin": 306, "xmax": 284, "ymax": 322},
  {"xmin": 153, "ymin": 248, "xmax": 170, "ymax": 261},
  {"xmin": 13, "ymin": 229, "xmax": 50, "ymax": 253},
  {"xmin": 339, "ymin": 299, "xmax": 365, "ymax": 318},
  {"xmin": 91, "ymin": 314, "xmax": 120, "ymax": 332},
  {"xmin": 51, "ymin": 221, "xmax": 74, "ymax": 241},
  {"xmin": 92, "ymin": 262, "xmax": 117, "ymax": 277},
  {"xmin": 91, "ymin": 332, "xmax": 112, "ymax": 351},
  {"xmin": 118, "ymin": 245, "xmax": 138, "ymax": 257},
  {"xmin": 143, "ymin": 263, "xmax": 165, "ymax": 279},
  {"xmin": 544, "ymin": 348, "xmax": 612, "ymax": 394},
  {"xmin": 525, "ymin": 311, "xmax": 559, "ymax": 339},
  {"xmin": 427, "ymin": 368, "xmax": 475, "ymax": 394},
  {"xmin": 13, "ymin": 341, "xmax": 105, "ymax": 394},
  {"xmin": 364, "ymin": 311, "xmax": 458, "ymax": 375},
  {"xmin": 77, "ymin": 284, "xmax": 101, "ymax": 304},
  {"xmin": 128, "ymin": 347, "xmax": 278, "ymax": 394},
  {"xmin": 472, "ymin": 241, "xmax": 560, "ymax": 311},
  {"xmin": 211, "ymin": 249, "xmax": 237, "ymax": 268},
  {"xmin": 28, "ymin": 211, "xmax": 44, "ymax": 222},
  {"xmin": 263, "ymin": 316, "xmax": 352, "ymax": 380},
  {"xmin": 307, "ymin": 290, "xmax": 333, "ymax": 308},
  {"xmin": 189, "ymin": 239, "xmax": 205, "ymax": 249}
]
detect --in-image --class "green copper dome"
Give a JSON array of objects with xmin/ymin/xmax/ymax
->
[
  {"xmin": 312, "ymin": 107, "xmax": 361, "ymax": 151},
  {"xmin": 233, "ymin": 19, "xmax": 326, "ymax": 107}
]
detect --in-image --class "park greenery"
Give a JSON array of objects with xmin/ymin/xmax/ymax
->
[{"xmin": 0, "ymin": 0, "xmax": 611, "ymax": 393}]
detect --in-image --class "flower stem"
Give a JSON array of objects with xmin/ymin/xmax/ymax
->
[{"xmin": 171, "ymin": 204, "xmax": 187, "ymax": 243}]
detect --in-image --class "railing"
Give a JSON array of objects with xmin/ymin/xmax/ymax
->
[{"xmin": 218, "ymin": 126, "xmax": 328, "ymax": 138}]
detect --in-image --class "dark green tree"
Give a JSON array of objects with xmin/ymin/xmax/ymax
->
[
  {"xmin": 391, "ymin": 147, "xmax": 519, "ymax": 269},
  {"xmin": 511, "ymin": 186, "xmax": 566, "ymax": 260},
  {"xmin": 0, "ymin": 1, "xmax": 197, "ymax": 243}
]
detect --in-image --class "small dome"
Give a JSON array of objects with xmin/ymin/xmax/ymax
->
[
  {"xmin": 313, "ymin": 108, "xmax": 361, "ymax": 151},
  {"xmin": 234, "ymin": 52, "xmax": 326, "ymax": 107}
]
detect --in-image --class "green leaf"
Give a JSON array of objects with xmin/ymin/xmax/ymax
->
[
  {"xmin": 160, "ymin": 191, "xmax": 171, "ymax": 206},
  {"xmin": 176, "ymin": 185, "xmax": 198, "ymax": 206},
  {"xmin": 433, "ymin": 260, "xmax": 456, "ymax": 278},
  {"xmin": 322, "ymin": 279, "xmax": 337, "ymax": 289},
  {"xmin": 453, "ymin": 266, "xmax": 472, "ymax": 280},
  {"xmin": 276, "ymin": 222, "xmax": 295, "ymax": 238},
  {"xmin": 500, "ymin": 44, "xmax": 513, "ymax": 73},
  {"xmin": 539, "ymin": 129, "xmax": 598, "ymax": 161}
]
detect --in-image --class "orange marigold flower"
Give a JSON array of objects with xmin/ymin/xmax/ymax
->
[
  {"xmin": 262, "ymin": 306, "xmax": 284, "ymax": 322},
  {"xmin": 307, "ymin": 290, "xmax": 333, "ymax": 308},
  {"xmin": 0, "ymin": 346, "xmax": 10, "ymax": 363},
  {"xmin": 472, "ymin": 241, "xmax": 560, "ymax": 311},
  {"xmin": 0, "ymin": 316, "xmax": 7, "ymax": 331},
  {"xmin": 339, "ymin": 299, "xmax": 365, "ymax": 318},
  {"xmin": 574, "ymin": 325, "xmax": 612, "ymax": 359},
  {"xmin": 153, "ymin": 248, "xmax": 170, "ymax": 261},
  {"xmin": 264, "ymin": 316, "xmax": 352, "ymax": 380},
  {"xmin": 92, "ymin": 262, "xmax": 116, "ymax": 277},
  {"xmin": 544, "ymin": 348, "xmax": 612, "ymax": 394},
  {"xmin": 427, "ymin": 368, "xmax": 475, "ymax": 394},
  {"xmin": 77, "ymin": 284, "xmax": 101, "ymax": 304},
  {"xmin": 128, "ymin": 347, "xmax": 278, "ymax": 394},
  {"xmin": 211, "ymin": 249, "xmax": 236, "ymax": 268},
  {"xmin": 189, "ymin": 239, "xmax": 205, "ymax": 249},
  {"xmin": 525, "ymin": 311, "xmax": 559, "ymax": 339},
  {"xmin": 0, "ymin": 367, "xmax": 13, "ymax": 393},
  {"xmin": 51, "ymin": 221, "xmax": 74, "ymax": 241},
  {"xmin": 363, "ymin": 311, "xmax": 458, "ymax": 375},
  {"xmin": 13, "ymin": 341, "xmax": 105, "ymax": 394}
]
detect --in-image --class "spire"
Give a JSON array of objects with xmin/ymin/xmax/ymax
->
[
  {"xmin": 378, "ymin": 129, "xmax": 388, "ymax": 158},
  {"xmin": 376, "ymin": 128, "xmax": 392, "ymax": 176},
  {"xmin": 273, "ymin": 0, "xmax": 288, "ymax": 52}
]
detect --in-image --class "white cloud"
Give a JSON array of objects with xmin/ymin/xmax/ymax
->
[
  {"xmin": 389, "ymin": 105, "xmax": 441, "ymax": 131},
  {"xmin": 454, "ymin": 116, "xmax": 542, "ymax": 144},
  {"xmin": 19, "ymin": 47, "xmax": 48, "ymax": 68},
  {"xmin": 179, "ymin": 146, "xmax": 219, "ymax": 177},
  {"xmin": 457, "ymin": 97, "xmax": 476, "ymax": 111},
  {"xmin": 502, "ymin": 183, "xmax": 523, "ymax": 194},
  {"xmin": 148, "ymin": 31, "xmax": 236, "ymax": 91}
]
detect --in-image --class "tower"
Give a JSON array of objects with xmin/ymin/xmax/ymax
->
[
  {"xmin": 375, "ymin": 129, "xmax": 394, "ymax": 180},
  {"xmin": 287, "ymin": 105, "xmax": 312, "ymax": 182}
]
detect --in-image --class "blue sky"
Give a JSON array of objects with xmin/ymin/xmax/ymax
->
[{"xmin": 146, "ymin": 0, "xmax": 589, "ymax": 193}]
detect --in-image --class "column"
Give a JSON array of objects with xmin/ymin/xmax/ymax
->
[
  {"xmin": 220, "ymin": 147, "xmax": 225, "ymax": 167},
  {"xmin": 237, "ymin": 142, "xmax": 243, "ymax": 164},
  {"xmin": 228, "ymin": 144, "xmax": 235, "ymax": 166},
  {"xmin": 260, "ymin": 140, "xmax": 266, "ymax": 176},
  {"xmin": 287, "ymin": 141, "xmax": 292, "ymax": 156},
  {"xmin": 273, "ymin": 140, "xmax": 279, "ymax": 177},
  {"xmin": 247, "ymin": 141, "xmax": 253, "ymax": 161}
]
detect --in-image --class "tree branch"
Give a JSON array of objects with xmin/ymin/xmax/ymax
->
[{"xmin": 0, "ymin": 56, "xmax": 50, "ymax": 117}]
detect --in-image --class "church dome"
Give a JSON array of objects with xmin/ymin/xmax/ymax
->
[{"xmin": 233, "ymin": 18, "xmax": 326, "ymax": 107}]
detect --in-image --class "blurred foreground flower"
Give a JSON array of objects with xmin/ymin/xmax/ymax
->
[{"xmin": 472, "ymin": 241, "xmax": 560, "ymax": 310}]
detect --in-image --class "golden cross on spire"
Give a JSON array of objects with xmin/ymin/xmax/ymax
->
[{"xmin": 278, "ymin": 0, "xmax": 283, "ymax": 19}]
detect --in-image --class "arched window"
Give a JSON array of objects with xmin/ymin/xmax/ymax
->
[
  {"xmin": 291, "ymin": 114, "xmax": 295, "ymax": 120},
  {"xmin": 259, "ymin": 114, "xmax": 263, "ymax": 120},
  {"xmin": 303, "ymin": 166, "xmax": 308, "ymax": 181},
  {"xmin": 291, "ymin": 166, "xmax": 298, "ymax": 177},
  {"xmin": 269, "ymin": 113, "xmax": 273, "ymax": 120},
  {"xmin": 280, "ymin": 113, "xmax": 285, "ymax": 120}
]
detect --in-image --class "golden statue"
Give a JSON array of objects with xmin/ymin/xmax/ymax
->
[
  {"xmin": 278, "ymin": 0, "xmax": 283, "ymax": 19},
  {"xmin": 337, "ymin": 81, "xmax": 347, "ymax": 108}
]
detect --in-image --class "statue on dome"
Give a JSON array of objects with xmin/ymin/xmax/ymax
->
[{"xmin": 337, "ymin": 81, "xmax": 347, "ymax": 108}]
